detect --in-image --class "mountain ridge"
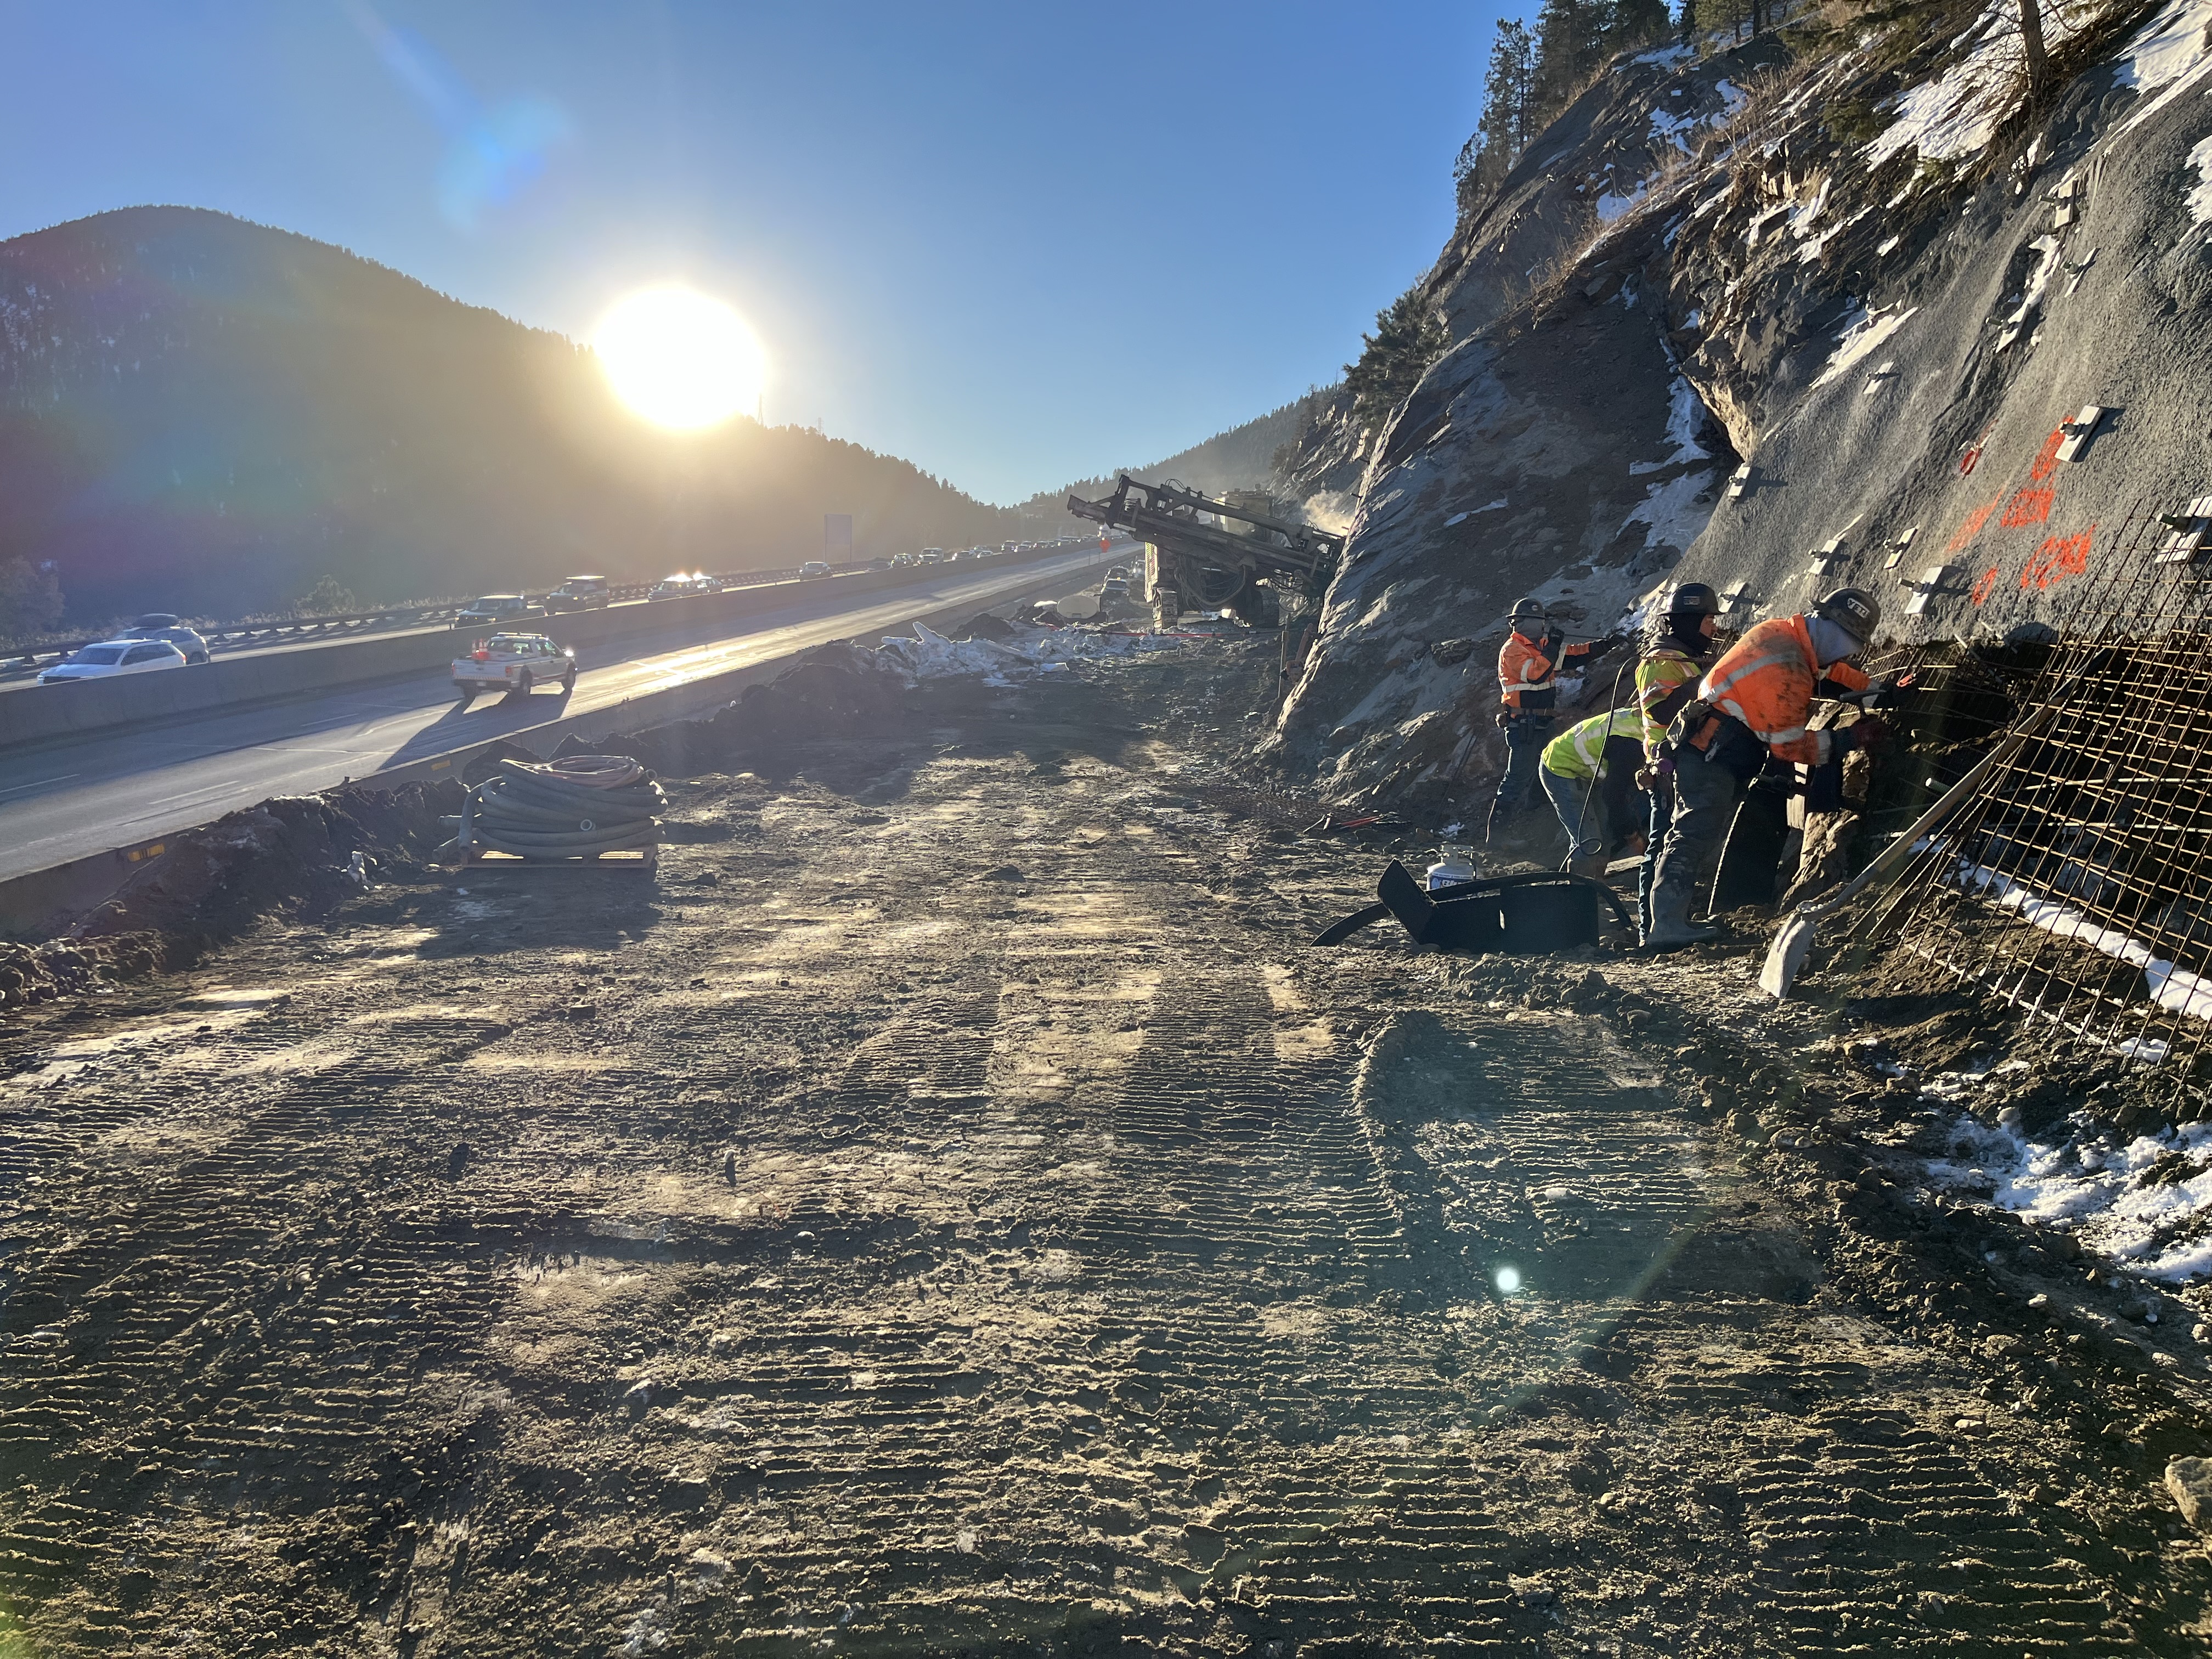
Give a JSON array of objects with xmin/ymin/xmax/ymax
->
[{"xmin": 0, "ymin": 206, "xmax": 1027, "ymax": 625}]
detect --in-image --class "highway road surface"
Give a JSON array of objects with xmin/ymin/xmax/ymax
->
[{"xmin": 0, "ymin": 547, "xmax": 1119, "ymax": 884}]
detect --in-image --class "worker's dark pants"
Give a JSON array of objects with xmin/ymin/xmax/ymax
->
[
  {"xmin": 1651, "ymin": 750, "xmax": 1748, "ymax": 919},
  {"xmin": 1486, "ymin": 715, "xmax": 1553, "ymax": 840},
  {"xmin": 1640, "ymin": 783, "xmax": 1673, "ymax": 933}
]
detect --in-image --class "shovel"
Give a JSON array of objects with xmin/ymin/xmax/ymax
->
[{"xmin": 1759, "ymin": 648, "xmax": 2115, "ymax": 998}]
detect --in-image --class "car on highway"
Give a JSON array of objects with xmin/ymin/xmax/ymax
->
[
  {"xmin": 546, "ymin": 575, "xmax": 611, "ymax": 611},
  {"xmin": 1105, "ymin": 566, "xmax": 1132, "ymax": 583},
  {"xmin": 38, "ymin": 637, "xmax": 188, "ymax": 685},
  {"xmin": 121, "ymin": 613, "xmax": 212, "ymax": 663},
  {"xmin": 650, "ymin": 572, "xmax": 720, "ymax": 600},
  {"xmin": 866, "ymin": 557, "xmax": 893, "ymax": 571},
  {"xmin": 918, "ymin": 549, "xmax": 944, "ymax": 566},
  {"xmin": 454, "ymin": 594, "xmax": 546, "ymax": 628},
  {"xmin": 966, "ymin": 546, "xmax": 993, "ymax": 560},
  {"xmin": 798, "ymin": 561, "xmax": 832, "ymax": 578},
  {"xmin": 452, "ymin": 633, "xmax": 576, "ymax": 703},
  {"xmin": 890, "ymin": 551, "xmax": 916, "ymax": 568}
]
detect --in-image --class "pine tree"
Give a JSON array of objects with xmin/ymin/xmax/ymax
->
[
  {"xmin": 1533, "ymin": 0, "xmax": 1606, "ymax": 117},
  {"xmin": 1344, "ymin": 287, "xmax": 1450, "ymax": 439},
  {"xmin": 1455, "ymin": 18, "xmax": 1536, "ymax": 217},
  {"xmin": 0, "ymin": 557, "xmax": 64, "ymax": 642},
  {"xmin": 1608, "ymin": 0, "xmax": 1672, "ymax": 53}
]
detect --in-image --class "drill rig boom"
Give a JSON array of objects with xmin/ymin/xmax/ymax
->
[{"xmin": 1066, "ymin": 475, "xmax": 1341, "ymax": 614}]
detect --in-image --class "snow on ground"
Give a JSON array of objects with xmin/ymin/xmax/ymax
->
[
  {"xmin": 1598, "ymin": 183, "xmax": 1651, "ymax": 224},
  {"xmin": 2112, "ymin": 0, "xmax": 2212, "ymax": 141},
  {"xmin": 1811, "ymin": 302, "xmax": 1920, "ymax": 389},
  {"xmin": 2188, "ymin": 132, "xmax": 2212, "ymax": 222},
  {"xmin": 1865, "ymin": 0, "xmax": 2105, "ymax": 169},
  {"xmin": 1621, "ymin": 468, "xmax": 1718, "ymax": 554},
  {"xmin": 874, "ymin": 622, "xmax": 1195, "ymax": 685},
  {"xmin": 1922, "ymin": 1090, "xmax": 2212, "ymax": 1284},
  {"xmin": 1630, "ymin": 377, "xmax": 1716, "ymax": 475}
]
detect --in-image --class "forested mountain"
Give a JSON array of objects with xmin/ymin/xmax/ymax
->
[{"xmin": 0, "ymin": 207, "xmax": 1022, "ymax": 625}]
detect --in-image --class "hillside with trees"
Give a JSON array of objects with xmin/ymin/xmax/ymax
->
[{"xmin": 0, "ymin": 207, "xmax": 1026, "ymax": 631}]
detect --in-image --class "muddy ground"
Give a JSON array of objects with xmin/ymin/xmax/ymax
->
[{"xmin": 5, "ymin": 636, "xmax": 2212, "ymax": 1655}]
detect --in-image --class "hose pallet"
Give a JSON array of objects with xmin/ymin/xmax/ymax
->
[{"xmin": 435, "ymin": 754, "xmax": 663, "ymax": 873}]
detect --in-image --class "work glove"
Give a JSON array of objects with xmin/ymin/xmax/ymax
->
[
  {"xmin": 1839, "ymin": 714, "xmax": 1892, "ymax": 754},
  {"xmin": 1633, "ymin": 765, "xmax": 1658, "ymax": 792},
  {"xmin": 1858, "ymin": 670, "xmax": 1914, "ymax": 709},
  {"xmin": 1494, "ymin": 707, "xmax": 1515, "ymax": 730}
]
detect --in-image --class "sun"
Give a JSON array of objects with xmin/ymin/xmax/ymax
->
[{"xmin": 593, "ymin": 286, "xmax": 766, "ymax": 431}]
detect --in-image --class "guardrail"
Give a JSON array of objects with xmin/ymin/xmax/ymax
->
[{"xmin": 0, "ymin": 541, "xmax": 1100, "ymax": 681}]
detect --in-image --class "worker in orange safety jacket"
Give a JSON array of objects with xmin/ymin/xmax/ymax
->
[
  {"xmin": 1485, "ymin": 597, "xmax": 1594, "ymax": 841},
  {"xmin": 1644, "ymin": 586, "xmax": 1891, "ymax": 948}
]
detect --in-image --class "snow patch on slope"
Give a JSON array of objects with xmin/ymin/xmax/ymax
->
[
  {"xmin": 1811, "ymin": 302, "xmax": 1920, "ymax": 388},
  {"xmin": 1630, "ymin": 377, "xmax": 1715, "ymax": 473},
  {"xmin": 2188, "ymin": 132, "xmax": 2212, "ymax": 222},
  {"xmin": 1622, "ymin": 469, "xmax": 1716, "ymax": 552},
  {"xmin": 1866, "ymin": 0, "xmax": 2104, "ymax": 168},
  {"xmin": 2113, "ymin": 0, "xmax": 2212, "ymax": 141}
]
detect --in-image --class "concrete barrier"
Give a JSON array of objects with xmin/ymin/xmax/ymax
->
[{"xmin": 0, "ymin": 546, "xmax": 1097, "ymax": 751}]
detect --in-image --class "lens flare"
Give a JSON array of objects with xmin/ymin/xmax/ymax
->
[{"xmin": 594, "ymin": 287, "xmax": 766, "ymax": 431}]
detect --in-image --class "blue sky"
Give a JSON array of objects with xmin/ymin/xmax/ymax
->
[{"xmin": 1, "ymin": 2, "xmax": 1502, "ymax": 503}]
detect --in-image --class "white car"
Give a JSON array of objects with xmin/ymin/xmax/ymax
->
[
  {"xmin": 452, "ymin": 633, "xmax": 576, "ymax": 703},
  {"xmin": 798, "ymin": 561, "xmax": 832, "ymax": 578},
  {"xmin": 39, "ymin": 638, "xmax": 187, "ymax": 685}
]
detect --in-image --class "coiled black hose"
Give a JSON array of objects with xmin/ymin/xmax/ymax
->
[{"xmin": 456, "ymin": 756, "xmax": 663, "ymax": 859}]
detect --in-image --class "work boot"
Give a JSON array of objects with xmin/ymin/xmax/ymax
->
[{"xmin": 1642, "ymin": 889, "xmax": 1718, "ymax": 950}]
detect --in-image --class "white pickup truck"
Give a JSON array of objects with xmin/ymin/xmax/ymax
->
[{"xmin": 452, "ymin": 633, "xmax": 577, "ymax": 704}]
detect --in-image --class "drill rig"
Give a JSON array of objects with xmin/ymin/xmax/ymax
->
[{"xmin": 1065, "ymin": 475, "xmax": 1342, "ymax": 626}]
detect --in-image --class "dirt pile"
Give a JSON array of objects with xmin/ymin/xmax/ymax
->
[{"xmin": 0, "ymin": 783, "xmax": 459, "ymax": 1019}]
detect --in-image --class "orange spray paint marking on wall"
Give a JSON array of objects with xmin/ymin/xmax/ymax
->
[
  {"xmin": 2002, "ymin": 487, "xmax": 2056, "ymax": 528},
  {"xmin": 2021, "ymin": 527, "xmax": 2094, "ymax": 591},
  {"xmin": 2027, "ymin": 426, "xmax": 2067, "ymax": 483},
  {"xmin": 1971, "ymin": 567, "xmax": 2002, "ymax": 605},
  {"xmin": 1946, "ymin": 499, "xmax": 2000, "ymax": 552}
]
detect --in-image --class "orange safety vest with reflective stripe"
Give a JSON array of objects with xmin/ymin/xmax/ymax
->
[
  {"xmin": 1497, "ymin": 628, "xmax": 1590, "ymax": 713},
  {"xmin": 1692, "ymin": 614, "xmax": 1868, "ymax": 766}
]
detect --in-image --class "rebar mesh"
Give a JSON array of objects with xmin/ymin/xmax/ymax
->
[{"xmin": 1860, "ymin": 500, "xmax": 2212, "ymax": 1100}]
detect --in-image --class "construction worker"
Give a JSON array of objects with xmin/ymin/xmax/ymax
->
[
  {"xmin": 1539, "ymin": 707, "xmax": 1648, "ymax": 878},
  {"xmin": 1645, "ymin": 587, "xmax": 1890, "ymax": 948},
  {"xmin": 1486, "ymin": 599, "xmax": 1593, "ymax": 841},
  {"xmin": 1632, "ymin": 583, "xmax": 1724, "ymax": 937}
]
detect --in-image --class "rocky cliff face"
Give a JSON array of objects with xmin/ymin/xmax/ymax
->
[{"xmin": 1269, "ymin": 0, "xmax": 2212, "ymax": 817}]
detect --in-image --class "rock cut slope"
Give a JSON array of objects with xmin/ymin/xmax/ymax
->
[{"xmin": 1272, "ymin": 0, "xmax": 2212, "ymax": 815}]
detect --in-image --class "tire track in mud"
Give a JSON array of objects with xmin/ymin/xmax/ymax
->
[
  {"xmin": 0, "ymin": 1008, "xmax": 519, "ymax": 1651},
  {"xmin": 0, "ymin": 669, "xmax": 2189, "ymax": 1655}
]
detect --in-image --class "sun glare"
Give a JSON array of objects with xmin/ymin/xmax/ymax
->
[{"xmin": 594, "ymin": 286, "xmax": 765, "ymax": 431}]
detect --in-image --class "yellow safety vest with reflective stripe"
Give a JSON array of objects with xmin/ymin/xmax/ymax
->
[
  {"xmin": 1540, "ymin": 707, "xmax": 1645, "ymax": 782},
  {"xmin": 1635, "ymin": 645, "xmax": 1706, "ymax": 760}
]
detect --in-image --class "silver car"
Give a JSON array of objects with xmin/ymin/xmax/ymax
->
[{"xmin": 123, "ymin": 612, "xmax": 211, "ymax": 663}]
